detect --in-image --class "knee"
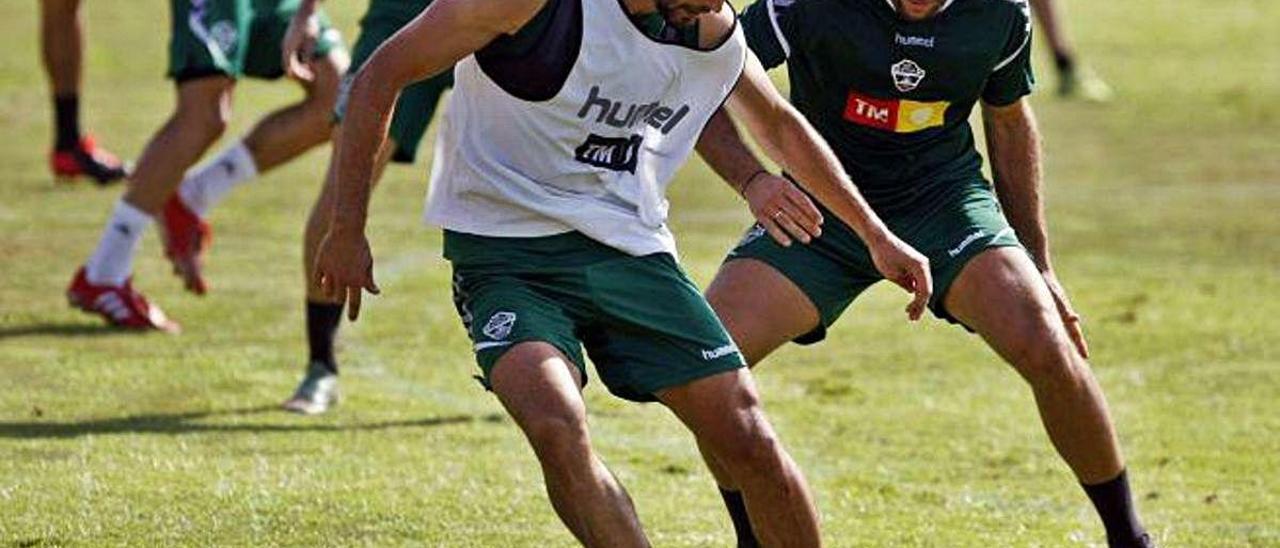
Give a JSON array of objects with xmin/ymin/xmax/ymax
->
[
  {"xmin": 524, "ymin": 413, "xmax": 592, "ymax": 472},
  {"xmin": 711, "ymin": 402, "xmax": 788, "ymax": 482},
  {"xmin": 1008, "ymin": 312, "xmax": 1092, "ymax": 393},
  {"xmin": 175, "ymin": 102, "xmax": 231, "ymax": 142}
]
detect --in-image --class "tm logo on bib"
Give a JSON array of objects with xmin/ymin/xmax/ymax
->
[
  {"xmin": 891, "ymin": 59, "xmax": 926, "ymax": 92},
  {"xmin": 575, "ymin": 134, "xmax": 643, "ymax": 174},
  {"xmin": 483, "ymin": 311, "xmax": 517, "ymax": 341}
]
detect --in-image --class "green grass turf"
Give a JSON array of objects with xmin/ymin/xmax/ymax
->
[{"xmin": 1, "ymin": 1, "xmax": 1277, "ymax": 546}]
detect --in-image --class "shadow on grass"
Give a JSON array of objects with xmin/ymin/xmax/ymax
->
[
  {"xmin": 0, "ymin": 321, "xmax": 148, "ymax": 340},
  {"xmin": 0, "ymin": 405, "xmax": 505, "ymax": 439}
]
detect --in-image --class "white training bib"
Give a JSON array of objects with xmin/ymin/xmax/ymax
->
[{"xmin": 424, "ymin": 0, "xmax": 747, "ymax": 257}]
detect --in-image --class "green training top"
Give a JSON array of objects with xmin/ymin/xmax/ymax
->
[{"xmin": 742, "ymin": 0, "xmax": 1035, "ymax": 213}]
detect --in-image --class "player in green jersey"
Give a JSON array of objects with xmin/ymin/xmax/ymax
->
[
  {"xmin": 694, "ymin": 0, "xmax": 1150, "ymax": 545},
  {"xmin": 279, "ymin": 0, "xmax": 455, "ymax": 414},
  {"xmin": 66, "ymin": 0, "xmax": 348, "ymax": 332},
  {"xmin": 40, "ymin": 0, "xmax": 128, "ymax": 184}
]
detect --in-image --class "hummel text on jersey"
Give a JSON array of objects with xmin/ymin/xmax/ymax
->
[{"xmin": 577, "ymin": 86, "xmax": 691, "ymax": 135}]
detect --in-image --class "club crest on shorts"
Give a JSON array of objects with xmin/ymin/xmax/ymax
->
[
  {"xmin": 483, "ymin": 311, "xmax": 517, "ymax": 341},
  {"xmin": 738, "ymin": 224, "xmax": 768, "ymax": 247},
  {"xmin": 891, "ymin": 59, "xmax": 926, "ymax": 92},
  {"xmin": 209, "ymin": 21, "xmax": 240, "ymax": 56}
]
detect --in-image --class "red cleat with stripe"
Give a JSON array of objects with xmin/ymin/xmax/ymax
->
[{"xmin": 66, "ymin": 267, "xmax": 180, "ymax": 333}]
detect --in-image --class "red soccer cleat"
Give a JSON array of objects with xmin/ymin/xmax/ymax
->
[
  {"xmin": 50, "ymin": 135, "xmax": 129, "ymax": 185},
  {"xmin": 159, "ymin": 194, "xmax": 212, "ymax": 295},
  {"xmin": 66, "ymin": 267, "xmax": 180, "ymax": 333}
]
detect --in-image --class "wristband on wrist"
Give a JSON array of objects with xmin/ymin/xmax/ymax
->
[{"xmin": 739, "ymin": 169, "xmax": 770, "ymax": 196}]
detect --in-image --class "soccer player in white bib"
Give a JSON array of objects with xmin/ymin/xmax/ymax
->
[{"xmin": 316, "ymin": 0, "xmax": 932, "ymax": 544}]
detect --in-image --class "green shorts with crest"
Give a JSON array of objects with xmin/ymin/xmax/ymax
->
[
  {"xmin": 168, "ymin": 0, "xmax": 343, "ymax": 82},
  {"xmin": 728, "ymin": 176, "xmax": 1025, "ymax": 343},
  {"xmin": 447, "ymin": 231, "xmax": 746, "ymax": 403}
]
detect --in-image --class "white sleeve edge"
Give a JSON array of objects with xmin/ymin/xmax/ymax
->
[
  {"xmin": 992, "ymin": 31, "xmax": 1030, "ymax": 73},
  {"xmin": 765, "ymin": 0, "xmax": 793, "ymax": 60}
]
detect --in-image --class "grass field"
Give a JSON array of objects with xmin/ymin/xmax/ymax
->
[{"xmin": 2, "ymin": 0, "xmax": 1278, "ymax": 546}]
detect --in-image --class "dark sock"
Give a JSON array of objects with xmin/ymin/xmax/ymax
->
[
  {"xmin": 53, "ymin": 94, "xmax": 82, "ymax": 151},
  {"xmin": 1054, "ymin": 51, "xmax": 1076, "ymax": 75},
  {"xmin": 1082, "ymin": 470, "xmax": 1148, "ymax": 547},
  {"xmin": 718, "ymin": 488, "xmax": 760, "ymax": 548},
  {"xmin": 306, "ymin": 301, "xmax": 343, "ymax": 374}
]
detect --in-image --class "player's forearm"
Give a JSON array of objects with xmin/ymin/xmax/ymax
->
[
  {"xmin": 696, "ymin": 109, "xmax": 770, "ymax": 196},
  {"xmin": 330, "ymin": 69, "xmax": 398, "ymax": 234},
  {"xmin": 771, "ymin": 108, "xmax": 891, "ymax": 245},
  {"xmin": 983, "ymin": 101, "xmax": 1052, "ymax": 271}
]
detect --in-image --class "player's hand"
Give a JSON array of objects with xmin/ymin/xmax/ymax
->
[
  {"xmin": 314, "ymin": 228, "xmax": 381, "ymax": 322},
  {"xmin": 744, "ymin": 173, "xmax": 823, "ymax": 247},
  {"xmin": 867, "ymin": 234, "xmax": 933, "ymax": 321},
  {"xmin": 1042, "ymin": 269, "xmax": 1090, "ymax": 359},
  {"xmin": 282, "ymin": 10, "xmax": 321, "ymax": 82}
]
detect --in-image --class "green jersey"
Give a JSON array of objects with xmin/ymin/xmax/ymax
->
[{"xmin": 741, "ymin": 0, "xmax": 1035, "ymax": 213}]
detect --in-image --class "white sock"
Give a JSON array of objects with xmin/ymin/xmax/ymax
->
[
  {"xmin": 176, "ymin": 140, "xmax": 259, "ymax": 216},
  {"xmin": 85, "ymin": 199, "xmax": 153, "ymax": 287}
]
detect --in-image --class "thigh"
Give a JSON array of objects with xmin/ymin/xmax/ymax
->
[
  {"xmin": 169, "ymin": 0, "xmax": 252, "ymax": 81},
  {"xmin": 451, "ymin": 268, "xmax": 588, "ymax": 392},
  {"xmin": 902, "ymin": 181, "xmax": 1024, "ymax": 323},
  {"xmin": 580, "ymin": 254, "xmax": 746, "ymax": 402},
  {"xmin": 490, "ymin": 341, "xmax": 589, "ymax": 443},
  {"xmin": 705, "ymin": 258, "xmax": 819, "ymax": 365},
  {"xmin": 726, "ymin": 221, "xmax": 879, "ymax": 345},
  {"xmin": 944, "ymin": 246, "xmax": 1071, "ymax": 364}
]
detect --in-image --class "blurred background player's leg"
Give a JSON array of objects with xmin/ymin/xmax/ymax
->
[
  {"xmin": 284, "ymin": 0, "xmax": 450, "ymax": 415},
  {"xmin": 1029, "ymin": 0, "xmax": 1113, "ymax": 102},
  {"xmin": 67, "ymin": 0, "xmax": 346, "ymax": 332},
  {"xmin": 165, "ymin": 51, "xmax": 346, "ymax": 296},
  {"xmin": 40, "ymin": 0, "xmax": 127, "ymax": 184}
]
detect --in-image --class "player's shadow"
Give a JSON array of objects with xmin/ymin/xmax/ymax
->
[
  {"xmin": 0, "ymin": 406, "xmax": 505, "ymax": 439},
  {"xmin": 0, "ymin": 321, "xmax": 146, "ymax": 340}
]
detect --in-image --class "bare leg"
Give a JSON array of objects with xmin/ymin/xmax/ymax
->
[
  {"xmin": 123, "ymin": 77, "xmax": 237, "ymax": 214},
  {"xmin": 660, "ymin": 370, "xmax": 822, "ymax": 547},
  {"xmin": 242, "ymin": 52, "xmax": 348, "ymax": 172},
  {"xmin": 40, "ymin": 0, "xmax": 82, "ymax": 96},
  {"xmin": 946, "ymin": 247, "xmax": 1123, "ymax": 482},
  {"xmin": 490, "ymin": 342, "xmax": 649, "ymax": 547},
  {"xmin": 696, "ymin": 259, "xmax": 824, "ymax": 544},
  {"xmin": 1029, "ymin": 0, "xmax": 1075, "ymax": 65}
]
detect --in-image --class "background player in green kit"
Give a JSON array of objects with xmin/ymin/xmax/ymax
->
[
  {"xmin": 66, "ymin": 0, "xmax": 348, "ymax": 331},
  {"xmin": 694, "ymin": 0, "xmax": 1151, "ymax": 546},
  {"xmin": 278, "ymin": 0, "xmax": 454, "ymax": 414}
]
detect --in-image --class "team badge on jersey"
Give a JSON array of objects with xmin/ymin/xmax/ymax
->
[
  {"xmin": 891, "ymin": 59, "xmax": 927, "ymax": 92},
  {"xmin": 483, "ymin": 311, "xmax": 517, "ymax": 341}
]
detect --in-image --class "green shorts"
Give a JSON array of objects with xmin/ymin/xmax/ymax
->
[
  {"xmin": 168, "ymin": 0, "xmax": 343, "ymax": 82},
  {"xmin": 335, "ymin": 0, "xmax": 452, "ymax": 164},
  {"xmin": 728, "ymin": 177, "xmax": 1025, "ymax": 344},
  {"xmin": 447, "ymin": 231, "xmax": 746, "ymax": 403}
]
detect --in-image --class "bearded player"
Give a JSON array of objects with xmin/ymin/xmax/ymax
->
[
  {"xmin": 66, "ymin": 0, "xmax": 348, "ymax": 331},
  {"xmin": 693, "ymin": 0, "xmax": 1150, "ymax": 545},
  {"xmin": 277, "ymin": 0, "xmax": 454, "ymax": 414},
  {"xmin": 316, "ymin": 0, "xmax": 935, "ymax": 543}
]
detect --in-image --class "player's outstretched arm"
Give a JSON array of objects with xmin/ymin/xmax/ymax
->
[
  {"xmin": 316, "ymin": 0, "xmax": 547, "ymax": 321},
  {"xmin": 982, "ymin": 98, "xmax": 1089, "ymax": 356},
  {"xmin": 719, "ymin": 53, "xmax": 933, "ymax": 320}
]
